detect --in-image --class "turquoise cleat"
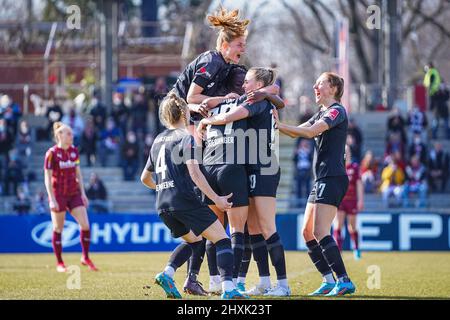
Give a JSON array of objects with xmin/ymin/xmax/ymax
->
[
  {"xmin": 221, "ymin": 289, "xmax": 250, "ymax": 299},
  {"xmin": 325, "ymin": 280, "xmax": 356, "ymax": 297},
  {"xmin": 354, "ymin": 249, "xmax": 361, "ymax": 260},
  {"xmin": 154, "ymin": 272, "xmax": 182, "ymax": 299},
  {"xmin": 308, "ymin": 282, "xmax": 336, "ymax": 296},
  {"xmin": 236, "ymin": 282, "xmax": 246, "ymax": 293}
]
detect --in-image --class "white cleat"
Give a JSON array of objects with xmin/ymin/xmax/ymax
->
[
  {"xmin": 208, "ymin": 280, "xmax": 222, "ymax": 295},
  {"xmin": 263, "ymin": 285, "xmax": 291, "ymax": 297},
  {"xmin": 244, "ymin": 284, "xmax": 271, "ymax": 296},
  {"xmin": 56, "ymin": 263, "xmax": 67, "ymax": 273}
]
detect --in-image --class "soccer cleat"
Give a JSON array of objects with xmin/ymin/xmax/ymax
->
[
  {"xmin": 208, "ymin": 280, "xmax": 222, "ymax": 295},
  {"xmin": 353, "ymin": 249, "xmax": 361, "ymax": 260},
  {"xmin": 56, "ymin": 262, "xmax": 67, "ymax": 273},
  {"xmin": 81, "ymin": 257, "xmax": 99, "ymax": 271},
  {"xmin": 244, "ymin": 284, "xmax": 270, "ymax": 296},
  {"xmin": 236, "ymin": 282, "xmax": 246, "ymax": 293},
  {"xmin": 183, "ymin": 275, "xmax": 208, "ymax": 296},
  {"xmin": 154, "ymin": 272, "xmax": 182, "ymax": 299},
  {"xmin": 308, "ymin": 282, "xmax": 336, "ymax": 296},
  {"xmin": 325, "ymin": 280, "xmax": 356, "ymax": 297},
  {"xmin": 263, "ymin": 285, "xmax": 291, "ymax": 297},
  {"xmin": 221, "ymin": 289, "xmax": 249, "ymax": 300}
]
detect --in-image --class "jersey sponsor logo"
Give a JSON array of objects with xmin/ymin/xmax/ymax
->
[
  {"xmin": 206, "ymin": 82, "xmax": 215, "ymax": 89},
  {"xmin": 32, "ymin": 221, "xmax": 80, "ymax": 248},
  {"xmin": 59, "ymin": 160, "xmax": 77, "ymax": 169},
  {"xmin": 325, "ymin": 108, "xmax": 339, "ymax": 121}
]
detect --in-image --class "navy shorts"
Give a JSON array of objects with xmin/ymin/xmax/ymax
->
[
  {"xmin": 203, "ymin": 164, "xmax": 249, "ymax": 207},
  {"xmin": 159, "ymin": 206, "xmax": 217, "ymax": 238},
  {"xmin": 247, "ymin": 167, "xmax": 280, "ymax": 198},
  {"xmin": 307, "ymin": 176, "xmax": 349, "ymax": 208}
]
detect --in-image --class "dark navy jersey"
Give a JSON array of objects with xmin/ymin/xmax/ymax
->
[
  {"xmin": 145, "ymin": 128, "xmax": 205, "ymax": 214},
  {"xmin": 203, "ymin": 95, "xmax": 248, "ymax": 165},
  {"xmin": 172, "ymin": 50, "xmax": 230, "ymax": 101},
  {"xmin": 244, "ymin": 100, "xmax": 279, "ymax": 170},
  {"xmin": 307, "ymin": 103, "xmax": 348, "ymax": 180}
]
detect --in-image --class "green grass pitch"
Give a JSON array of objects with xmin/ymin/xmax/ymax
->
[{"xmin": 1, "ymin": 251, "xmax": 449, "ymax": 300}]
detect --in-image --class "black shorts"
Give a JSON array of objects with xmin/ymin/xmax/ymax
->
[
  {"xmin": 247, "ymin": 168, "xmax": 280, "ymax": 198},
  {"xmin": 307, "ymin": 176, "xmax": 349, "ymax": 208},
  {"xmin": 203, "ymin": 164, "xmax": 249, "ymax": 207},
  {"xmin": 159, "ymin": 206, "xmax": 217, "ymax": 238}
]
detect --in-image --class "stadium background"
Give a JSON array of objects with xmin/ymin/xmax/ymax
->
[{"xmin": 1, "ymin": 0, "xmax": 450, "ymax": 298}]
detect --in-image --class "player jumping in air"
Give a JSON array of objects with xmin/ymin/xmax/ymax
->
[
  {"xmin": 44, "ymin": 122, "xmax": 98, "ymax": 273},
  {"xmin": 273, "ymin": 72, "xmax": 356, "ymax": 296},
  {"xmin": 140, "ymin": 92, "xmax": 248, "ymax": 299}
]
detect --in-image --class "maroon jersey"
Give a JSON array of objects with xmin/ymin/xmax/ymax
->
[
  {"xmin": 44, "ymin": 145, "xmax": 80, "ymax": 196},
  {"xmin": 342, "ymin": 162, "xmax": 360, "ymax": 202}
]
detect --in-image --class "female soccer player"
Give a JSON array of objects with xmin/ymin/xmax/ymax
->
[
  {"xmin": 197, "ymin": 67, "xmax": 290, "ymax": 297},
  {"xmin": 44, "ymin": 122, "xmax": 97, "ymax": 272},
  {"xmin": 334, "ymin": 143, "xmax": 364, "ymax": 260},
  {"xmin": 140, "ymin": 92, "xmax": 247, "ymax": 299},
  {"xmin": 273, "ymin": 72, "xmax": 356, "ymax": 296}
]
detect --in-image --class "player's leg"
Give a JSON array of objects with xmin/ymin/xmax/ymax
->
[
  {"xmin": 303, "ymin": 203, "xmax": 335, "ymax": 295},
  {"xmin": 313, "ymin": 203, "xmax": 355, "ymax": 296},
  {"xmin": 70, "ymin": 205, "xmax": 98, "ymax": 271},
  {"xmin": 333, "ymin": 209, "xmax": 346, "ymax": 251},
  {"xmin": 205, "ymin": 205, "xmax": 225, "ymax": 294},
  {"xmin": 50, "ymin": 209, "xmax": 67, "ymax": 272},
  {"xmin": 237, "ymin": 224, "xmax": 252, "ymax": 292},
  {"xmin": 201, "ymin": 219, "xmax": 248, "ymax": 299},
  {"xmin": 227, "ymin": 205, "xmax": 248, "ymax": 286},
  {"xmin": 246, "ymin": 198, "xmax": 271, "ymax": 295},
  {"xmin": 347, "ymin": 213, "xmax": 361, "ymax": 260},
  {"xmin": 253, "ymin": 196, "xmax": 290, "ymax": 296}
]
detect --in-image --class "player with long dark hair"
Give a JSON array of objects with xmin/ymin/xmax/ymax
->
[{"xmin": 273, "ymin": 72, "xmax": 356, "ymax": 296}]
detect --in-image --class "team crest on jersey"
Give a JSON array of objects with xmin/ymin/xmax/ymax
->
[
  {"xmin": 199, "ymin": 66, "xmax": 211, "ymax": 78},
  {"xmin": 57, "ymin": 153, "xmax": 62, "ymax": 158},
  {"xmin": 325, "ymin": 108, "xmax": 339, "ymax": 121},
  {"xmin": 70, "ymin": 152, "xmax": 76, "ymax": 158}
]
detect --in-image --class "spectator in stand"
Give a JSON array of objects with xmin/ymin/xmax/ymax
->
[
  {"xmin": 142, "ymin": 133, "xmax": 154, "ymax": 167},
  {"xmin": 111, "ymin": 93, "xmax": 130, "ymax": 138},
  {"xmin": 62, "ymin": 107, "xmax": 85, "ymax": 146},
  {"xmin": 347, "ymin": 118, "xmax": 363, "ymax": 163},
  {"xmin": 86, "ymin": 173, "xmax": 109, "ymax": 213},
  {"xmin": 384, "ymin": 132, "xmax": 405, "ymax": 164},
  {"xmin": 0, "ymin": 94, "xmax": 22, "ymax": 138},
  {"xmin": 98, "ymin": 117, "xmax": 121, "ymax": 167},
  {"xmin": 423, "ymin": 62, "xmax": 441, "ymax": 112},
  {"xmin": 293, "ymin": 139, "xmax": 313, "ymax": 203},
  {"xmin": 89, "ymin": 96, "xmax": 108, "ymax": 134},
  {"xmin": 16, "ymin": 120, "xmax": 32, "ymax": 165},
  {"xmin": 387, "ymin": 107, "xmax": 407, "ymax": 144},
  {"xmin": 45, "ymin": 98, "xmax": 64, "ymax": 140},
  {"xmin": 431, "ymin": 82, "xmax": 450, "ymax": 140},
  {"xmin": 13, "ymin": 187, "xmax": 31, "ymax": 215},
  {"xmin": 81, "ymin": 117, "xmax": 98, "ymax": 167},
  {"xmin": 3, "ymin": 151, "xmax": 24, "ymax": 196},
  {"xmin": 34, "ymin": 189, "xmax": 48, "ymax": 215},
  {"xmin": 121, "ymin": 131, "xmax": 139, "ymax": 181},
  {"xmin": 408, "ymin": 133, "xmax": 428, "ymax": 165},
  {"xmin": 402, "ymin": 155, "xmax": 428, "ymax": 208},
  {"xmin": 148, "ymin": 77, "xmax": 168, "ymax": 135},
  {"xmin": 380, "ymin": 156, "xmax": 405, "ymax": 207},
  {"xmin": 428, "ymin": 142, "xmax": 449, "ymax": 193},
  {"xmin": 407, "ymin": 106, "xmax": 428, "ymax": 142},
  {"xmin": 360, "ymin": 150, "xmax": 380, "ymax": 193},
  {"xmin": 0, "ymin": 118, "xmax": 13, "ymax": 175},
  {"xmin": 131, "ymin": 90, "xmax": 149, "ymax": 138}
]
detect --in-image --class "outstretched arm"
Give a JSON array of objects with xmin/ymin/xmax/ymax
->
[{"xmin": 273, "ymin": 108, "xmax": 326, "ymax": 139}]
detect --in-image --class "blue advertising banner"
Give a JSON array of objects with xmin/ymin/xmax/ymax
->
[{"xmin": 0, "ymin": 212, "xmax": 449, "ymax": 253}]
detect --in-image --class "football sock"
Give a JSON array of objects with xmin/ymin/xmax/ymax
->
[
  {"xmin": 250, "ymin": 234, "xmax": 270, "ymax": 277},
  {"xmin": 320, "ymin": 235, "xmax": 348, "ymax": 280},
  {"xmin": 266, "ymin": 232, "xmax": 287, "ymax": 281}
]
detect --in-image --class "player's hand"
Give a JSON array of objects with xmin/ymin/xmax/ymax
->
[
  {"xmin": 214, "ymin": 193, "xmax": 233, "ymax": 212},
  {"xmin": 196, "ymin": 120, "xmax": 208, "ymax": 140},
  {"xmin": 189, "ymin": 104, "xmax": 209, "ymax": 118},
  {"xmin": 357, "ymin": 200, "xmax": 364, "ymax": 211},
  {"xmin": 82, "ymin": 194, "xmax": 89, "ymax": 208},
  {"xmin": 246, "ymin": 90, "xmax": 267, "ymax": 104},
  {"xmin": 49, "ymin": 199, "xmax": 60, "ymax": 212},
  {"xmin": 225, "ymin": 92, "xmax": 240, "ymax": 100}
]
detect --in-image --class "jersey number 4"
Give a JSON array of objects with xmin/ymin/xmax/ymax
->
[{"xmin": 155, "ymin": 144, "xmax": 167, "ymax": 180}]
